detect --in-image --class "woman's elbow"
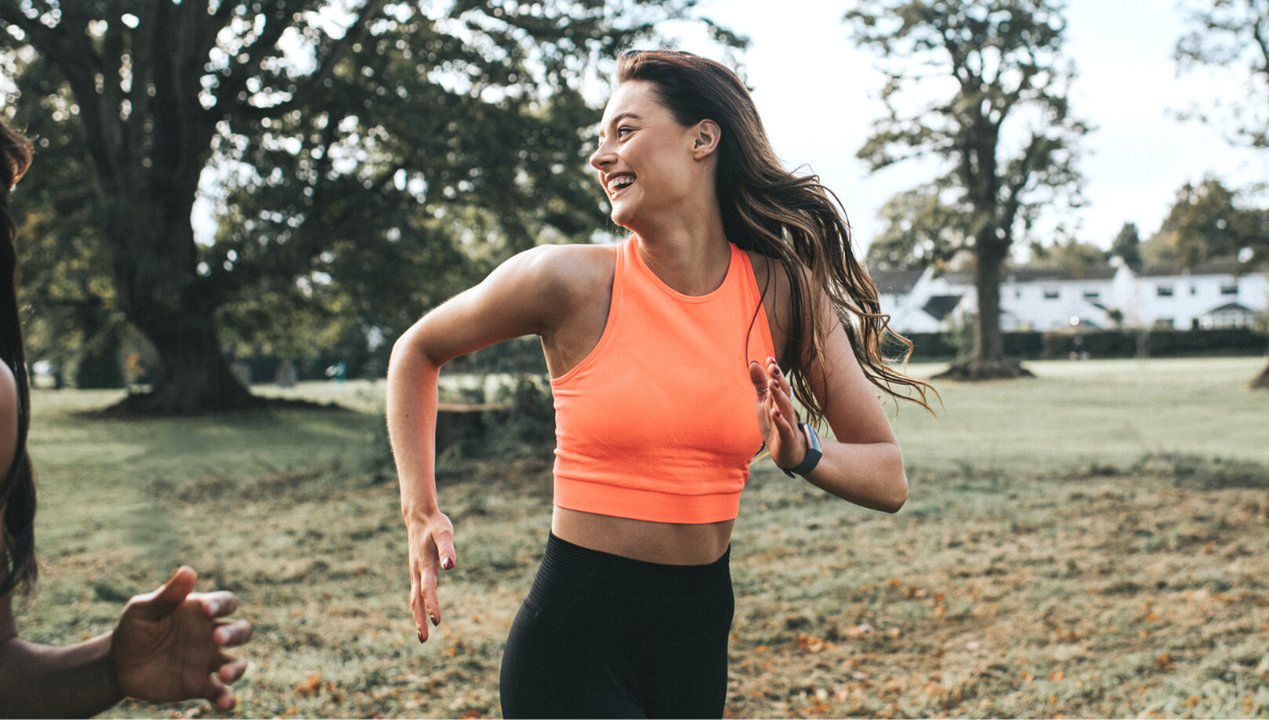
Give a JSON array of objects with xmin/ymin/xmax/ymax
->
[{"xmin": 888, "ymin": 445, "xmax": 908, "ymax": 513}]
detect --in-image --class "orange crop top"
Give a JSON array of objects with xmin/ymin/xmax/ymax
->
[{"xmin": 549, "ymin": 234, "xmax": 778, "ymax": 524}]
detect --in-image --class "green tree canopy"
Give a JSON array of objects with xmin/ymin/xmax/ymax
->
[{"xmin": 1, "ymin": 0, "xmax": 743, "ymax": 412}]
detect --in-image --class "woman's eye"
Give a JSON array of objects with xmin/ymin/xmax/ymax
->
[{"xmin": 617, "ymin": 127, "xmax": 633, "ymax": 137}]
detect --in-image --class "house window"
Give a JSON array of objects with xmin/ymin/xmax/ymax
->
[
  {"xmin": 1043, "ymin": 288, "xmax": 1059, "ymax": 300},
  {"xmin": 1156, "ymin": 285, "xmax": 1174, "ymax": 297},
  {"xmin": 1152, "ymin": 317, "xmax": 1174, "ymax": 329},
  {"xmin": 1083, "ymin": 290, "xmax": 1100, "ymax": 300},
  {"xmin": 1014, "ymin": 289, "xmax": 1022, "ymax": 300},
  {"xmin": 1190, "ymin": 285, "xmax": 1198, "ymax": 295},
  {"xmin": 1220, "ymin": 282, "xmax": 1238, "ymax": 296}
]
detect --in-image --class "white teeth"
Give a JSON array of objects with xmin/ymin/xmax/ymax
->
[{"xmin": 607, "ymin": 175, "xmax": 635, "ymax": 193}]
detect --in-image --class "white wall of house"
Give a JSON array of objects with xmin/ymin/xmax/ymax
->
[{"xmin": 1134, "ymin": 270, "xmax": 1269, "ymax": 330}]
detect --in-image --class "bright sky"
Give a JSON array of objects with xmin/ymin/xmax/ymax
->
[{"xmin": 646, "ymin": 0, "xmax": 1268, "ymax": 262}]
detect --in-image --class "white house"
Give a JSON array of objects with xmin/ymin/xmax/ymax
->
[{"xmin": 870, "ymin": 258, "xmax": 1268, "ymax": 333}]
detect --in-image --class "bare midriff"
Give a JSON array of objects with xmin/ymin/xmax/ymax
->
[{"xmin": 550, "ymin": 507, "xmax": 734, "ymax": 565}]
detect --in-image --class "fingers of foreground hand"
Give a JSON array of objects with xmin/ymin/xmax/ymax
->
[
  {"xmin": 216, "ymin": 655, "xmax": 248, "ymax": 685},
  {"xmin": 199, "ymin": 673, "xmax": 236, "ymax": 711},
  {"xmin": 131, "ymin": 566, "xmax": 198, "ymax": 621},
  {"xmin": 212, "ymin": 618, "xmax": 253, "ymax": 647},
  {"xmin": 196, "ymin": 591, "xmax": 238, "ymax": 618}
]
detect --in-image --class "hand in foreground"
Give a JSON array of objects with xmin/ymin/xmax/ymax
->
[
  {"xmin": 407, "ymin": 510, "xmax": 456, "ymax": 643},
  {"xmin": 109, "ymin": 566, "xmax": 252, "ymax": 711},
  {"xmin": 749, "ymin": 355, "xmax": 808, "ymax": 471}
]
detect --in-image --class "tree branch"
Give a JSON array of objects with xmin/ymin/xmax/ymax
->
[{"xmin": 223, "ymin": 0, "xmax": 389, "ymax": 122}]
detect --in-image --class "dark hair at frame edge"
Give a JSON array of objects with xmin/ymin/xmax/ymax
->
[
  {"xmin": 0, "ymin": 120, "xmax": 38, "ymax": 599},
  {"xmin": 612, "ymin": 49, "xmax": 943, "ymax": 463}
]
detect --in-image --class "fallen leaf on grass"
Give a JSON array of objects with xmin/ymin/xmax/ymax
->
[
  {"xmin": 796, "ymin": 633, "xmax": 826, "ymax": 653},
  {"xmin": 295, "ymin": 672, "xmax": 322, "ymax": 697},
  {"xmin": 844, "ymin": 624, "xmax": 873, "ymax": 638}
]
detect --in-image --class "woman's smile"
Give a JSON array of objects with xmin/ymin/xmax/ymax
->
[{"xmin": 607, "ymin": 173, "xmax": 636, "ymax": 198}]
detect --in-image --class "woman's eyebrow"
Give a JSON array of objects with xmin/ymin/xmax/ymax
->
[{"xmin": 597, "ymin": 112, "xmax": 642, "ymax": 137}]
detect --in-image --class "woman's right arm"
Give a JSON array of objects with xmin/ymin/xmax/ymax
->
[{"xmin": 386, "ymin": 243, "xmax": 573, "ymax": 643}]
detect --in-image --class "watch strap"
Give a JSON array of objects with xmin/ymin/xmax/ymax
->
[{"xmin": 780, "ymin": 422, "xmax": 823, "ymax": 478}]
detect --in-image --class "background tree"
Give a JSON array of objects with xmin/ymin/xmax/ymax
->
[
  {"xmin": 1172, "ymin": 0, "xmax": 1268, "ymax": 149},
  {"xmin": 845, "ymin": 0, "xmax": 1090, "ymax": 380},
  {"xmin": 1026, "ymin": 236, "xmax": 1107, "ymax": 277},
  {"xmin": 1169, "ymin": 0, "xmax": 1269, "ymax": 388},
  {"xmin": 1140, "ymin": 177, "xmax": 1266, "ymax": 267},
  {"xmin": 1109, "ymin": 221, "xmax": 1143, "ymax": 272},
  {"xmin": 0, "ymin": 0, "xmax": 740, "ymax": 413},
  {"xmin": 864, "ymin": 182, "xmax": 973, "ymax": 272}
]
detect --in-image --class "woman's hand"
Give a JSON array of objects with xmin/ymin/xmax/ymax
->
[
  {"xmin": 750, "ymin": 355, "xmax": 807, "ymax": 471},
  {"xmin": 109, "ymin": 566, "xmax": 251, "ymax": 711},
  {"xmin": 406, "ymin": 510, "xmax": 456, "ymax": 643}
]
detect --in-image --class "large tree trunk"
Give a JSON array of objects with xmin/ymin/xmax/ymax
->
[
  {"xmin": 1252, "ymin": 359, "xmax": 1269, "ymax": 390},
  {"xmin": 113, "ymin": 308, "xmax": 258, "ymax": 414},
  {"xmin": 103, "ymin": 193, "xmax": 257, "ymax": 415},
  {"xmin": 935, "ymin": 240, "xmax": 1034, "ymax": 381}
]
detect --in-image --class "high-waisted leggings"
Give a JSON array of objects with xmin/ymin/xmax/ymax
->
[{"xmin": 499, "ymin": 530, "xmax": 734, "ymax": 718}]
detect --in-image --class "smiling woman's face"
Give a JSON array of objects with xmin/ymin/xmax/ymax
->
[{"xmin": 588, "ymin": 80, "xmax": 706, "ymax": 230}]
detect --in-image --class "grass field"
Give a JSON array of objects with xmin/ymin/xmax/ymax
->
[{"xmin": 14, "ymin": 356, "xmax": 1269, "ymax": 718}]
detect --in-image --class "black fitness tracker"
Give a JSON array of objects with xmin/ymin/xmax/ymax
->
[{"xmin": 779, "ymin": 422, "xmax": 823, "ymax": 478}]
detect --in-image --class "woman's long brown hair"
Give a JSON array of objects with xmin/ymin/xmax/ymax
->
[
  {"xmin": 614, "ymin": 50, "xmax": 941, "ymax": 450},
  {"xmin": 0, "ymin": 120, "xmax": 37, "ymax": 599}
]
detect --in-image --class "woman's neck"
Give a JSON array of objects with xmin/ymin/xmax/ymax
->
[{"xmin": 630, "ymin": 203, "xmax": 730, "ymax": 297}]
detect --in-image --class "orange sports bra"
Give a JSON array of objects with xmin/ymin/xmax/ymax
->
[{"xmin": 549, "ymin": 234, "xmax": 778, "ymax": 524}]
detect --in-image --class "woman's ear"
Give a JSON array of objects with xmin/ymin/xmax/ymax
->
[{"xmin": 690, "ymin": 119, "xmax": 721, "ymax": 158}]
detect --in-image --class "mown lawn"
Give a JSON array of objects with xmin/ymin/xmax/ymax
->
[{"xmin": 15, "ymin": 356, "xmax": 1269, "ymax": 718}]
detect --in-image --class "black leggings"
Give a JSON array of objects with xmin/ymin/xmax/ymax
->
[{"xmin": 499, "ymin": 530, "xmax": 734, "ymax": 718}]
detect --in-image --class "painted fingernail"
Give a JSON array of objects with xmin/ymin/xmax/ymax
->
[
  {"xmin": 443, "ymin": 557, "xmax": 454, "ymax": 569},
  {"xmin": 418, "ymin": 631, "xmax": 425, "ymax": 643}
]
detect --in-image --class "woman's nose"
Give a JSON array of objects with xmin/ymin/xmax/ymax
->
[{"xmin": 589, "ymin": 143, "xmax": 614, "ymax": 172}]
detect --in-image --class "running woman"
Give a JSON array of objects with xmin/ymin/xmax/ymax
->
[{"xmin": 386, "ymin": 49, "xmax": 939, "ymax": 718}]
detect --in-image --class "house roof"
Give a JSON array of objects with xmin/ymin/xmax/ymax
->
[
  {"xmin": 921, "ymin": 294, "xmax": 963, "ymax": 321},
  {"xmin": 868, "ymin": 268, "xmax": 924, "ymax": 296},
  {"xmin": 1202, "ymin": 301, "xmax": 1255, "ymax": 315},
  {"xmin": 1005, "ymin": 265, "xmax": 1118, "ymax": 281},
  {"xmin": 936, "ymin": 265, "xmax": 1117, "ymax": 284},
  {"xmin": 1139, "ymin": 259, "xmax": 1251, "ymax": 277}
]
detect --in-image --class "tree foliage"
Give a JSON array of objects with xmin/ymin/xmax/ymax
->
[
  {"xmin": 1172, "ymin": 0, "xmax": 1269, "ymax": 149},
  {"xmin": 1109, "ymin": 221, "xmax": 1142, "ymax": 272},
  {"xmin": 1141, "ymin": 177, "xmax": 1269, "ymax": 268},
  {"xmin": 0, "ymin": 0, "xmax": 742, "ymax": 411}
]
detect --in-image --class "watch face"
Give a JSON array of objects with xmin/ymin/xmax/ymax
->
[{"xmin": 805, "ymin": 423, "xmax": 821, "ymax": 451}]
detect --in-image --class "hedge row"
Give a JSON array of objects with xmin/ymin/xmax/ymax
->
[{"xmin": 888, "ymin": 328, "xmax": 1267, "ymax": 361}]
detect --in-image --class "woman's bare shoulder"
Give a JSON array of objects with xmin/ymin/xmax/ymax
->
[{"xmin": 547, "ymin": 241, "xmax": 619, "ymax": 305}]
